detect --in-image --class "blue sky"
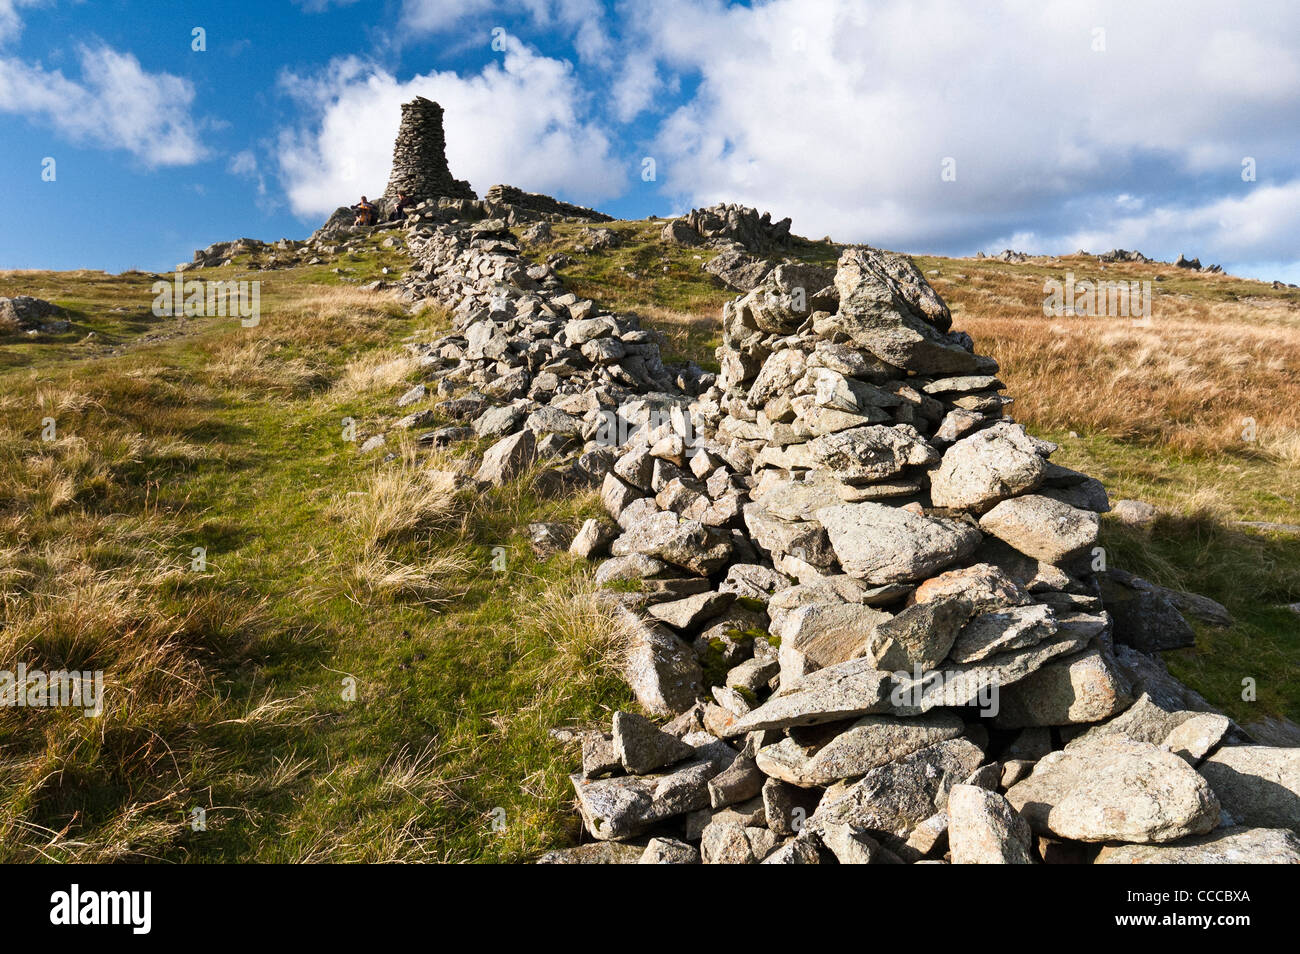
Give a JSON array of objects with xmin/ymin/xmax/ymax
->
[{"xmin": 2, "ymin": 0, "xmax": 1299, "ymax": 282}]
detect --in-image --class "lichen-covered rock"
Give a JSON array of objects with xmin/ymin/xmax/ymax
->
[{"xmin": 1006, "ymin": 738, "xmax": 1220, "ymax": 843}]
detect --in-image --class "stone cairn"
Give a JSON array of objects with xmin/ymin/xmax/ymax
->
[
  {"xmin": 383, "ymin": 97, "xmax": 477, "ymax": 204},
  {"xmin": 372, "ymin": 195, "xmax": 1299, "ymax": 864}
]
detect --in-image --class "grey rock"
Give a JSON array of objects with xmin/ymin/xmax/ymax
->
[
  {"xmin": 612, "ymin": 710, "xmax": 696, "ymax": 775},
  {"xmin": 638, "ymin": 837, "xmax": 700, "ymax": 864},
  {"xmin": 817, "ymin": 502, "xmax": 983, "ymax": 584},
  {"xmin": 1005, "ymin": 737, "xmax": 1220, "ymax": 843},
  {"xmin": 812, "ymin": 738, "xmax": 985, "ymax": 849},
  {"xmin": 995, "ymin": 646, "xmax": 1133, "ymax": 727},
  {"xmin": 947, "ymin": 784, "xmax": 1034, "ymax": 864},
  {"xmin": 929, "ymin": 422, "xmax": 1048, "ymax": 511},
  {"xmin": 474, "ymin": 429, "xmax": 536, "ymax": 485},
  {"xmin": 1095, "ymin": 826, "xmax": 1300, "ymax": 864},
  {"xmin": 978, "ymin": 494, "xmax": 1099, "ymax": 564},
  {"xmin": 1199, "ymin": 746, "xmax": 1300, "ymax": 830}
]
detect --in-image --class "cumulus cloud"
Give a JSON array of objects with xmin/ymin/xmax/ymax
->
[
  {"xmin": 275, "ymin": 34, "xmax": 625, "ymax": 217},
  {"xmin": 401, "ymin": 0, "xmax": 611, "ymax": 60},
  {"xmin": 626, "ymin": 0, "xmax": 1300, "ymax": 266},
  {"xmin": 0, "ymin": 44, "xmax": 207, "ymax": 165}
]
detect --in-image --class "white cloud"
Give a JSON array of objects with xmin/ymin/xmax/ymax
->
[
  {"xmin": 0, "ymin": 44, "xmax": 206, "ymax": 165},
  {"xmin": 628, "ymin": 0, "xmax": 1300, "ymax": 265},
  {"xmin": 275, "ymin": 36, "xmax": 625, "ymax": 217},
  {"xmin": 400, "ymin": 0, "xmax": 611, "ymax": 60},
  {"xmin": 0, "ymin": 0, "xmax": 44, "ymax": 45}
]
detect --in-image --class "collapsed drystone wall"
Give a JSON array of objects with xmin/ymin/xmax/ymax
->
[{"xmin": 366, "ymin": 191, "xmax": 1300, "ymax": 864}]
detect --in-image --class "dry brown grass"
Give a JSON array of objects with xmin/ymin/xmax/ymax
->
[{"xmin": 933, "ymin": 258, "xmax": 1300, "ymax": 458}]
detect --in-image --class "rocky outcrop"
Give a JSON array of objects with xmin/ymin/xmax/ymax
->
[{"xmin": 663, "ymin": 203, "xmax": 793, "ymax": 254}]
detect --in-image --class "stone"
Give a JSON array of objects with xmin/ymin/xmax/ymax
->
[
  {"xmin": 830, "ymin": 247, "xmax": 979, "ymax": 375},
  {"xmin": 647, "ymin": 590, "xmax": 734, "ymax": 630},
  {"xmin": 536, "ymin": 842, "xmax": 644, "ymax": 864},
  {"xmin": 1095, "ymin": 826, "xmax": 1300, "ymax": 864},
  {"xmin": 764, "ymin": 711, "xmax": 967, "ymax": 786},
  {"xmin": 612, "ymin": 710, "xmax": 696, "ymax": 774},
  {"xmin": 571, "ymin": 733, "xmax": 736, "ymax": 840},
  {"xmin": 1111, "ymin": 498, "xmax": 1159, "ymax": 528},
  {"xmin": 618, "ymin": 607, "xmax": 703, "ymax": 718},
  {"xmin": 761, "ymin": 836, "xmax": 827, "ymax": 864},
  {"xmin": 949, "ymin": 603, "xmax": 1057, "ymax": 664},
  {"xmin": 1098, "ymin": 570, "xmax": 1196, "ymax": 653},
  {"xmin": 569, "ymin": 517, "xmax": 619, "ymax": 559},
  {"xmin": 609, "ymin": 511, "xmax": 734, "ymax": 576},
  {"xmin": 773, "ymin": 600, "xmax": 892, "ymax": 677},
  {"xmin": 807, "ymin": 424, "xmax": 938, "ymax": 484},
  {"xmin": 723, "ymin": 656, "xmax": 894, "ymax": 736},
  {"xmin": 866, "ymin": 597, "xmax": 972, "ymax": 670},
  {"xmin": 742, "ymin": 504, "xmax": 836, "ymax": 566},
  {"xmin": 813, "ymin": 821, "xmax": 895, "ymax": 864},
  {"xmin": 474, "ymin": 429, "xmax": 536, "ymax": 485},
  {"xmin": 700, "ymin": 820, "xmax": 779, "ymax": 864},
  {"xmin": 913, "ymin": 562, "xmax": 1028, "ymax": 612},
  {"xmin": 995, "ymin": 646, "xmax": 1133, "ymax": 727},
  {"xmin": 638, "ymin": 837, "xmax": 700, "ymax": 864},
  {"xmin": 978, "ymin": 494, "xmax": 1099, "ymax": 564},
  {"xmin": 582, "ymin": 733, "xmax": 620, "ymax": 779},
  {"xmin": 600, "ymin": 472, "xmax": 641, "ymax": 520},
  {"xmin": 812, "ymin": 738, "xmax": 985, "ymax": 849},
  {"xmin": 929, "ymin": 422, "xmax": 1048, "ymax": 511},
  {"xmin": 817, "ymin": 502, "xmax": 983, "ymax": 584},
  {"xmin": 947, "ymin": 784, "xmax": 1034, "ymax": 864},
  {"xmin": 1005, "ymin": 738, "xmax": 1220, "ymax": 843},
  {"xmin": 1199, "ymin": 746, "xmax": 1300, "ymax": 830}
]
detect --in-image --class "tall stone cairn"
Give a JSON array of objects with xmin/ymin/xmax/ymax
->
[{"xmin": 384, "ymin": 97, "xmax": 477, "ymax": 203}]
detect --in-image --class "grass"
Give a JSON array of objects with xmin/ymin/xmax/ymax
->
[
  {"xmin": 0, "ymin": 268, "xmax": 628, "ymax": 861},
  {"xmin": 1, "ymin": 218, "xmax": 1296, "ymax": 862}
]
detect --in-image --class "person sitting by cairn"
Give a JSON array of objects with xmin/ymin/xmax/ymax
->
[
  {"xmin": 351, "ymin": 196, "xmax": 377, "ymax": 227},
  {"xmin": 388, "ymin": 192, "xmax": 415, "ymax": 222}
]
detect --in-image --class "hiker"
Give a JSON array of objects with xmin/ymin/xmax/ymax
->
[
  {"xmin": 352, "ymin": 195, "xmax": 376, "ymax": 227},
  {"xmin": 389, "ymin": 192, "xmax": 415, "ymax": 222}
]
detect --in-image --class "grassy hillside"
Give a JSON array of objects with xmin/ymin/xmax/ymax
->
[{"xmin": 0, "ymin": 221, "xmax": 1296, "ymax": 861}]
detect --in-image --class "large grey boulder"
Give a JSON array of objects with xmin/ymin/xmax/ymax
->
[
  {"xmin": 929, "ymin": 422, "xmax": 1049, "ymax": 511},
  {"xmin": 828, "ymin": 248, "xmax": 980, "ymax": 375},
  {"xmin": 994, "ymin": 646, "xmax": 1133, "ymax": 727},
  {"xmin": 817, "ymin": 502, "xmax": 983, "ymax": 584},
  {"xmin": 807, "ymin": 424, "xmax": 938, "ymax": 484},
  {"xmin": 978, "ymin": 494, "xmax": 1099, "ymax": 564},
  {"xmin": 1005, "ymin": 738, "xmax": 1220, "ymax": 843},
  {"xmin": 1198, "ymin": 746, "xmax": 1300, "ymax": 830}
]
